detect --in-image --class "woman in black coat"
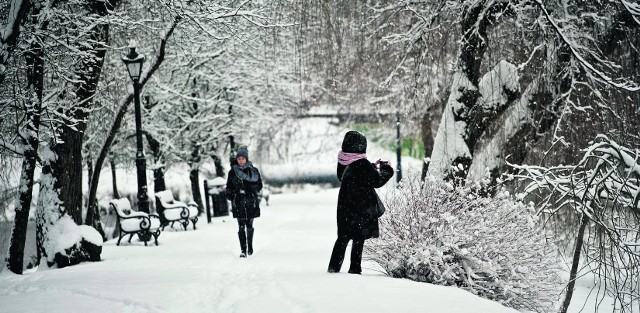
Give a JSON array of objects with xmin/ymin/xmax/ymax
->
[
  {"xmin": 226, "ymin": 146, "xmax": 263, "ymax": 258},
  {"xmin": 328, "ymin": 131, "xmax": 394, "ymax": 274}
]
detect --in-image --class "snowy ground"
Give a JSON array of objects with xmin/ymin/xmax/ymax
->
[
  {"xmin": 0, "ymin": 187, "xmax": 628, "ymax": 313},
  {"xmin": 0, "ymin": 188, "xmax": 520, "ymax": 313},
  {"xmin": 0, "ymin": 116, "xmax": 626, "ymax": 312}
]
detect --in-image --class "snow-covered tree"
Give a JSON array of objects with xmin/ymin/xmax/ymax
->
[{"xmin": 511, "ymin": 135, "xmax": 640, "ymax": 313}]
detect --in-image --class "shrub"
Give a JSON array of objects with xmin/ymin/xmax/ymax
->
[{"xmin": 366, "ymin": 176, "xmax": 562, "ymax": 312}]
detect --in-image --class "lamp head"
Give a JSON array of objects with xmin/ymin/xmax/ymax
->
[{"xmin": 122, "ymin": 40, "xmax": 145, "ymax": 82}]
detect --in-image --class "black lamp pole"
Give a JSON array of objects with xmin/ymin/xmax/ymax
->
[
  {"xmin": 396, "ymin": 111, "xmax": 403, "ymax": 184},
  {"xmin": 225, "ymin": 87, "xmax": 237, "ymax": 163},
  {"xmin": 228, "ymin": 103, "xmax": 235, "ymax": 163},
  {"xmin": 122, "ymin": 43, "xmax": 149, "ymax": 213}
]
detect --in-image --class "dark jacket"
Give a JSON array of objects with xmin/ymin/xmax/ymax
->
[
  {"xmin": 336, "ymin": 159, "xmax": 393, "ymax": 239},
  {"xmin": 226, "ymin": 161, "xmax": 263, "ymax": 219}
]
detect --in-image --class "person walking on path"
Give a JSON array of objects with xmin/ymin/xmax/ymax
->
[
  {"xmin": 327, "ymin": 130, "xmax": 394, "ymax": 274},
  {"xmin": 226, "ymin": 146, "xmax": 263, "ymax": 258}
]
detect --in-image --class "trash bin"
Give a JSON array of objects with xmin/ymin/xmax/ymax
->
[{"xmin": 204, "ymin": 177, "xmax": 229, "ymax": 221}]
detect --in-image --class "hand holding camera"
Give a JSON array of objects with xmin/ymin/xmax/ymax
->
[{"xmin": 376, "ymin": 159, "xmax": 391, "ymax": 169}]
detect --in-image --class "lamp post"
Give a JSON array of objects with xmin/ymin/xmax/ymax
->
[
  {"xmin": 121, "ymin": 42, "xmax": 149, "ymax": 213},
  {"xmin": 396, "ymin": 111, "xmax": 403, "ymax": 184},
  {"xmin": 225, "ymin": 87, "xmax": 237, "ymax": 163}
]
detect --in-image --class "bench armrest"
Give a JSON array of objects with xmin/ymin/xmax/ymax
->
[{"xmin": 161, "ymin": 201, "xmax": 188, "ymax": 209}]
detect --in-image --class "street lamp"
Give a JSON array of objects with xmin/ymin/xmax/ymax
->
[
  {"xmin": 224, "ymin": 87, "xmax": 237, "ymax": 163},
  {"xmin": 396, "ymin": 111, "xmax": 403, "ymax": 184},
  {"xmin": 122, "ymin": 41, "xmax": 150, "ymax": 213}
]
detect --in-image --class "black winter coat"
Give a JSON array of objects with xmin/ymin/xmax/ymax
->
[
  {"xmin": 336, "ymin": 159, "xmax": 393, "ymax": 239},
  {"xmin": 226, "ymin": 161, "xmax": 263, "ymax": 219}
]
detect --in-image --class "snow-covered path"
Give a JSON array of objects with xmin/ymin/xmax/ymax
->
[{"xmin": 0, "ymin": 188, "xmax": 518, "ymax": 313}]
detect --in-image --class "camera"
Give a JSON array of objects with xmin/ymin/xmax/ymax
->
[{"xmin": 379, "ymin": 160, "xmax": 389, "ymax": 165}]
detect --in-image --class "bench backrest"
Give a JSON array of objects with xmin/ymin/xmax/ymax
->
[
  {"xmin": 155, "ymin": 190, "xmax": 176, "ymax": 205},
  {"xmin": 110, "ymin": 198, "xmax": 132, "ymax": 217}
]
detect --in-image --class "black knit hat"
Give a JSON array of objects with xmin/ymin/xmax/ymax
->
[
  {"xmin": 341, "ymin": 131, "xmax": 367, "ymax": 153},
  {"xmin": 236, "ymin": 146, "xmax": 249, "ymax": 161}
]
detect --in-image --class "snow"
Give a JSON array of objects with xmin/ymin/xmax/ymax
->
[
  {"xmin": 468, "ymin": 80, "xmax": 536, "ymax": 181},
  {"xmin": 79, "ymin": 225, "xmax": 103, "ymax": 246},
  {"xmin": 0, "ymin": 188, "xmax": 519, "ymax": 313},
  {"xmin": 478, "ymin": 60, "xmax": 518, "ymax": 108},
  {"xmin": 430, "ymin": 72, "xmax": 473, "ymax": 177},
  {"xmin": 0, "ymin": 117, "xmax": 623, "ymax": 312},
  {"xmin": 52, "ymin": 215, "xmax": 84, "ymax": 255}
]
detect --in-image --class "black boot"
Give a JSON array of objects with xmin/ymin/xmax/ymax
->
[
  {"xmin": 238, "ymin": 231, "xmax": 247, "ymax": 258},
  {"xmin": 327, "ymin": 237, "xmax": 349, "ymax": 273},
  {"xmin": 348, "ymin": 238, "xmax": 364, "ymax": 274},
  {"xmin": 247, "ymin": 227, "xmax": 254, "ymax": 256}
]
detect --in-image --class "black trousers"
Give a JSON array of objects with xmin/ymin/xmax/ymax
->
[
  {"xmin": 237, "ymin": 218, "xmax": 254, "ymax": 231},
  {"xmin": 327, "ymin": 235, "xmax": 365, "ymax": 274}
]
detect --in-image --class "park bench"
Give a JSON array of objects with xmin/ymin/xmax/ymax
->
[
  {"xmin": 154, "ymin": 190, "xmax": 199, "ymax": 231},
  {"xmin": 110, "ymin": 198, "xmax": 161, "ymax": 246}
]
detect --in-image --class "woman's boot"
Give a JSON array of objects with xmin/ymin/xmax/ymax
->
[
  {"xmin": 238, "ymin": 230, "xmax": 247, "ymax": 258},
  {"xmin": 348, "ymin": 238, "xmax": 364, "ymax": 274},
  {"xmin": 247, "ymin": 227, "xmax": 254, "ymax": 255}
]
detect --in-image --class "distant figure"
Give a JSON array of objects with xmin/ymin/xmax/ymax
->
[
  {"xmin": 226, "ymin": 146, "xmax": 263, "ymax": 258},
  {"xmin": 259, "ymin": 185, "xmax": 270, "ymax": 206},
  {"xmin": 327, "ymin": 131, "xmax": 394, "ymax": 274}
]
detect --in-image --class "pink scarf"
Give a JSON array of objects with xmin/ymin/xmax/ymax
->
[{"xmin": 338, "ymin": 150, "xmax": 367, "ymax": 165}]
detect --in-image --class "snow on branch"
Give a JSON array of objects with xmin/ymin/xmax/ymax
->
[
  {"xmin": 621, "ymin": 0, "xmax": 640, "ymax": 25},
  {"xmin": 535, "ymin": 0, "xmax": 640, "ymax": 92},
  {"xmin": 510, "ymin": 135, "xmax": 640, "ymax": 312}
]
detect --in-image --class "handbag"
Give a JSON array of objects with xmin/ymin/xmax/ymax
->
[
  {"xmin": 342, "ymin": 165, "xmax": 387, "ymax": 218},
  {"xmin": 373, "ymin": 192, "xmax": 386, "ymax": 218}
]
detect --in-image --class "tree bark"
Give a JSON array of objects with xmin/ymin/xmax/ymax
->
[
  {"xmin": 142, "ymin": 131, "xmax": 166, "ymax": 193},
  {"xmin": 420, "ymin": 110, "xmax": 435, "ymax": 181},
  {"xmin": 429, "ymin": 1, "xmax": 506, "ymax": 179},
  {"xmin": 559, "ymin": 214, "xmax": 589, "ymax": 313},
  {"xmin": 0, "ymin": 0, "xmax": 32, "ymax": 85},
  {"xmin": 5, "ymin": 55, "xmax": 42, "ymax": 273},
  {"xmin": 110, "ymin": 158, "xmax": 120, "ymax": 198},
  {"xmin": 189, "ymin": 167, "xmax": 204, "ymax": 215},
  {"xmin": 189, "ymin": 143, "xmax": 204, "ymax": 215},
  {"xmin": 211, "ymin": 154, "xmax": 226, "ymax": 178}
]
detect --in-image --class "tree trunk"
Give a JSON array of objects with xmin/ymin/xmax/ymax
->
[
  {"xmin": 36, "ymin": 155, "xmax": 64, "ymax": 266},
  {"xmin": 51, "ymin": 129, "xmax": 85, "ymax": 224},
  {"xmin": 559, "ymin": 214, "xmax": 589, "ymax": 313},
  {"xmin": 0, "ymin": 0, "xmax": 31, "ymax": 85},
  {"xmin": 420, "ymin": 111, "xmax": 436, "ymax": 181},
  {"xmin": 110, "ymin": 158, "xmax": 120, "ymax": 198},
  {"xmin": 189, "ymin": 167, "xmax": 204, "ymax": 215},
  {"xmin": 211, "ymin": 154, "xmax": 226, "ymax": 178},
  {"xmin": 18, "ymin": 4, "xmax": 45, "ymax": 270},
  {"xmin": 189, "ymin": 143, "xmax": 204, "ymax": 215},
  {"xmin": 6, "ymin": 103, "xmax": 40, "ymax": 274},
  {"xmin": 142, "ymin": 131, "xmax": 166, "ymax": 193},
  {"xmin": 429, "ymin": 2, "xmax": 492, "ymax": 180}
]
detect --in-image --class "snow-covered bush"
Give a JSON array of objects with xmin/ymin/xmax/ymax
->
[
  {"xmin": 366, "ymin": 175, "xmax": 561, "ymax": 312},
  {"xmin": 49, "ymin": 215, "xmax": 103, "ymax": 268}
]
